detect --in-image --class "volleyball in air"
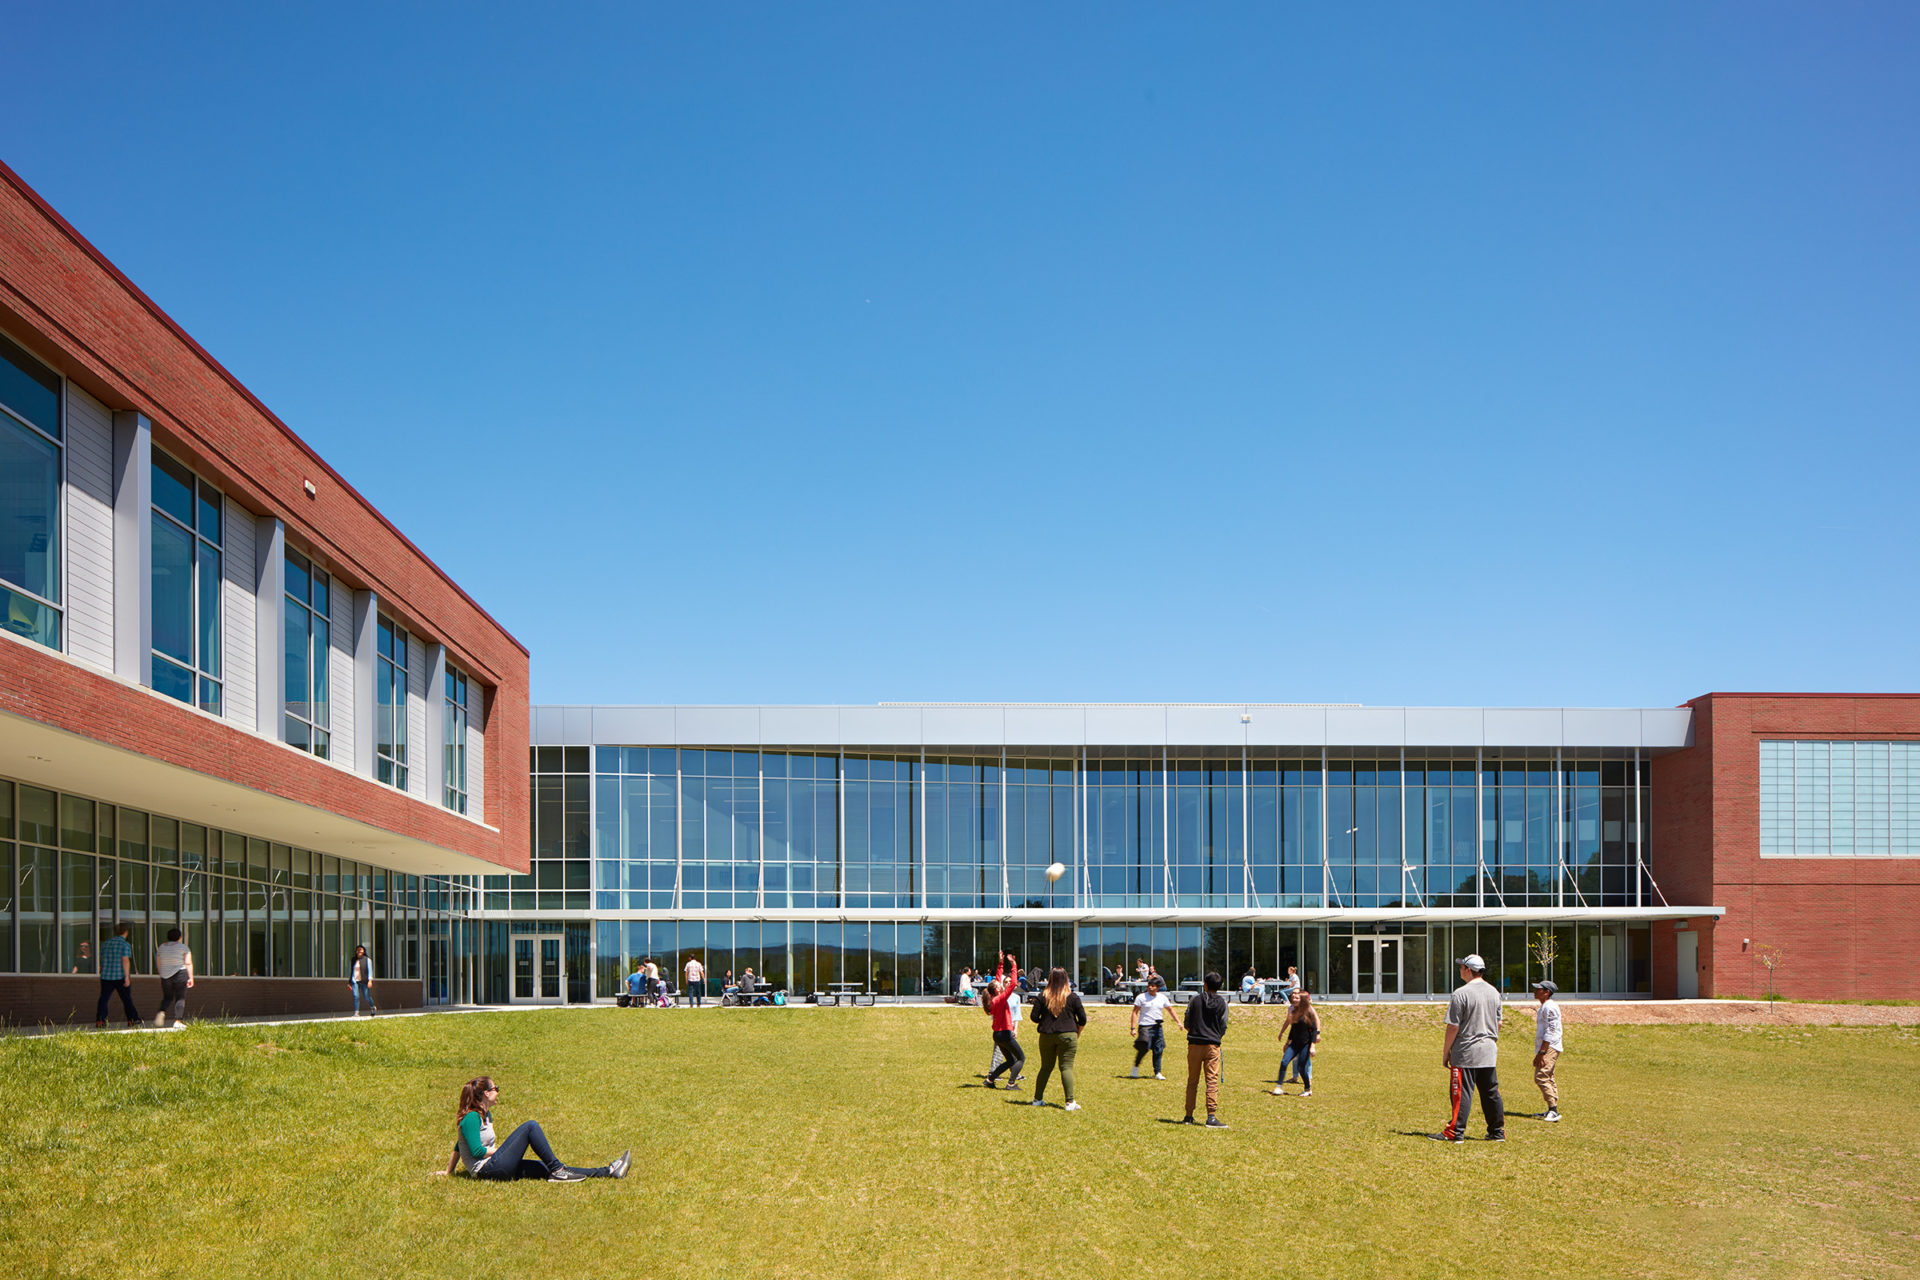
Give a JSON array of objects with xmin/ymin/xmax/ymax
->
[{"xmin": 1046, "ymin": 862, "xmax": 1066, "ymax": 882}]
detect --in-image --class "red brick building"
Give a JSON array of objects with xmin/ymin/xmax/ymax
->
[
  {"xmin": 1652, "ymin": 693, "xmax": 1920, "ymax": 1002},
  {"xmin": 1, "ymin": 160, "xmax": 528, "ymax": 1023}
]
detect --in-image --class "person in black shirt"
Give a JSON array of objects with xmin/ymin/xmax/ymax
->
[
  {"xmin": 1028, "ymin": 968, "xmax": 1089, "ymax": 1110},
  {"xmin": 1181, "ymin": 971, "xmax": 1230, "ymax": 1128}
]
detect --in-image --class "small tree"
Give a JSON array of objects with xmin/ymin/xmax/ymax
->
[
  {"xmin": 1530, "ymin": 928, "xmax": 1559, "ymax": 988},
  {"xmin": 1755, "ymin": 942, "xmax": 1787, "ymax": 1005}
]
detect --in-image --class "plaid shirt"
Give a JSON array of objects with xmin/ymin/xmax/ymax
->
[{"xmin": 99, "ymin": 935, "xmax": 133, "ymax": 982}]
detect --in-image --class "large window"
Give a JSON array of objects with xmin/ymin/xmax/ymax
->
[
  {"xmin": 444, "ymin": 667, "xmax": 468, "ymax": 814},
  {"xmin": 151, "ymin": 450, "xmax": 222, "ymax": 714},
  {"xmin": 0, "ymin": 332, "xmax": 62, "ymax": 651},
  {"xmin": 376, "ymin": 616, "xmax": 409, "ymax": 790},
  {"xmin": 284, "ymin": 550, "xmax": 330, "ymax": 758},
  {"xmin": 1760, "ymin": 740, "xmax": 1920, "ymax": 857}
]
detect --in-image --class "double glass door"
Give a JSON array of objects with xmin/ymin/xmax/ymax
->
[
  {"xmin": 1355, "ymin": 936, "xmax": 1401, "ymax": 997},
  {"xmin": 512, "ymin": 934, "xmax": 564, "ymax": 1002}
]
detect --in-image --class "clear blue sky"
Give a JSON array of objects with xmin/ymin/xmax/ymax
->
[{"xmin": 6, "ymin": 4, "xmax": 1917, "ymax": 707}]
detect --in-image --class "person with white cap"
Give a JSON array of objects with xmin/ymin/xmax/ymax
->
[
  {"xmin": 1435, "ymin": 953, "xmax": 1505, "ymax": 1142},
  {"xmin": 1531, "ymin": 979, "xmax": 1563, "ymax": 1122}
]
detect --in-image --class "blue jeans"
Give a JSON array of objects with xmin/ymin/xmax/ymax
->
[
  {"xmin": 1281, "ymin": 1042, "xmax": 1312, "ymax": 1088},
  {"xmin": 351, "ymin": 981, "xmax": 375, "ymax": 1014},
  {"xmin": 475, "ymin": 1120, "xmax": 610, "ymax": 1181},
  {"xmin": 1133, "ymin": 1022, "xmax": 1166, "ymax": 1073}
]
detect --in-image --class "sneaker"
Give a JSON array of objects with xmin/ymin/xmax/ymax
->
[
  {"xmin": 1544, "ymin": 1109, "xmax": 1561, "ymax": 1122},
  {"xmin": 548, "ymin": 1167, "xmax": 589, "ymax": 1183},
  {"xmin": 1154, "ymin": 1072, "xmax": 1164, "ymax": 1080},
  {"xmin": 1004, "ymin": 1080, "xmax": 1022, "ymax": 1091},
  {"xmin": 1430, "ymin": 1133, "xmax": 1464, "ymax": 1143},
  {"xmin": 1064, "ymin": 1101, "xmax": 1081, "ymax": 1112},
  {"xmin": 1180, "ymin": 1115, "xmax": 1195, "ymax": 1125},
  {"xmin": 154, "ymin": 1012, "xmax": 168, "ymax": 1027},
  {"xmin": 1301, "ymin": 1090, "xmax": 1312, "ymax": 1098},
  {"xmin": 1272, "ymin": 1086, "xmax": 1284, "ymax": 1095},
  {"xmin": 94, "ymin": 1020, "xmax": 106, "ymax": 1029},
  {"xmin": 609, "ymin": 1149, "xmax": 631, "ymax": 1179},
  {"xmin": 1030, "ymin": 1099, "xmax": 1046, "ymax": 1107},
  {"xmin": 1205, "ymin": 1116, "xmax": 1229, "ymax": 1129},
  {"xmin": 1131, "ymin": 1067, "xmax": 1140, "ymax": 1078},
  {"xmin": 1487, "ymin": 1133, "xmax": 1506, "ymax": 1142}
]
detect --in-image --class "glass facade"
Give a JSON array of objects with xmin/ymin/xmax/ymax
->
[
  {"xmin": 1760, "ymin": 741, "xmax": 1920, "ymax": 857},
  {"xmin": 444, "ymin": 668, "xmax": 469, "ymax": 814},
  {"xmin": 0, "ymin": 773, "xmax": 477, "ymax": 1000},
  {"xmin": 375, "ymin": 617, "xmax": 409, "ymax": 790},
  {"xmin": 488, "ymin": 743, "xmax": 1662, "ymax": 1003},
  {"xmin": 0, "ymin": 331, "xmax": 62, "ymax": 651},
  {"xmin": 151, "ymin": 450, "xmax": 224, "ymax": 715}
]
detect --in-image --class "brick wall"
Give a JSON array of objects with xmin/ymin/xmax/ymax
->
[
  {"xmin": 1653, "ymin": 694, "xmax": 1920, "ymax": 1001},
  {"xmin": 0, "ymin": 975, "xmax": 424, "ymax": 1026},
  {"xmin": 0, "ymin": 161, "xmax": 528, "ymax": 871}
]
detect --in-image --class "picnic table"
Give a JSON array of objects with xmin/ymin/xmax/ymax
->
[{"xmin": 817, "ymin": 980, "xmax": 875, "ymax": 1007}]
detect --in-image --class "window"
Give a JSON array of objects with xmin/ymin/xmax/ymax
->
[
  {"xmin": 444, "ymin": 667, "xmax": 469, "ymax": 814},
  {"xmin": 0, "ymin": 332, "xmax": 62, "ymax": 650},
  {"xmin": 1760, "ymin": 740, "xmax": 1920, "ymax": 857},
  {"xmin": 284, "ymin": 550, "xmax": 331, "ymax": 758},
  {"xmin": 376, "ymin": 616, "xmax": 408, "ymax": 790},
  {"xmin": 151, "ymin": 450, "xmax": 222, "ymax": 714}
]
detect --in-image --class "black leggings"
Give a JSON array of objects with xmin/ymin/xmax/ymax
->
[
  {"xmin": 986, "ymin": 1029, "xmax": 1025, "ymax": 1083},
  {"xmin": 474, "ymin": 1120, "xmax": 611, "ymax": 1181}
]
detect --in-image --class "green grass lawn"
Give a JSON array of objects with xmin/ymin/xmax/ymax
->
[{"xmin": 3, "ymin": 1004, "xmax": 1916, "ymax": 1280}]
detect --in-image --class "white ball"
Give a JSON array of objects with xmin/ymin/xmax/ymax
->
[{"xmin": 1046, "ymin": 862, "xmax": 1066, "ymax": 882}]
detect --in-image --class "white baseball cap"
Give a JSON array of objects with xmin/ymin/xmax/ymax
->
[{"xmin": 1456, "ymin": 953, "xmax": 1487, "ymax": 971}]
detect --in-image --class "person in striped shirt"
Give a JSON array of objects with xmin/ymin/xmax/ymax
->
[{"xmin": 95, "ymin": 922, "xmax": 141, "ymax": 1029}]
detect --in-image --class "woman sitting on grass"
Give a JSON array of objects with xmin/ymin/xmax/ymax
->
[
  {"xmin": 1274, "ymin": 989, "xmax": 1320, "ymax": 1097},
  {"xmin": 449, "ymin": 1076, "xmax": 630, "ymax": 1183}
]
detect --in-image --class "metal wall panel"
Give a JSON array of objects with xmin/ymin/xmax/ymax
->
[
  {"xmin": 1003, "ymin": 706, "xmax": 1085, "ymax": 746},
  {"xmin": 586, "ymin": 706, "xmax": 676, "ymax": 745},
  {"xmin": 839, "ymin": 705, "xmax": 923, "ymax": 746},
  {"xmin": 1405, "ymin": 707, "xmax": 1483, "ymax": 746},
  {"xmin": 1327, "ymin": 706, "xmax": 1406, "ymax": 747},
  {"xmin": 672, "ymin": 705, "xmax": 757, "ymax": 744},
  {"xmin": 919, "ymin": 706, "xmax": 1006, "ymax": 747},
  {"xmin": 1484, "ymin": 708, "xmax": 1563, "ymax": 747},
  {"xmin": 757, "ymin": 705, "xmax": 839, "ymax": 746},
  {"xmin": 63, "ymin": 385, "xmax": 116, "ymax": 670},
  {"xmin": 1084, "ymin": 706, "xmax": 1167, "ymax": 746},
  {"xmin": 1563, "ymin": 708, "xmax": 1643, "ymax": 747},
  {"xmin": 1166, "ymin": 706, "xmax": 1245, "ymax": 746}
]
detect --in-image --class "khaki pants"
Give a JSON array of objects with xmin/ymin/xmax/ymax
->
[
  {"xmin": 1185, "ymin": 1043, "xmax": 1221, "ymax": 1117},
  {"xmin": 1534, "ymin": 1046, "xmax": 1560, "ymax": 1109}
]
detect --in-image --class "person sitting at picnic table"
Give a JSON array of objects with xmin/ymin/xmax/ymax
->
[
  {"xmin": 957, "ymin": 968, "xmax": 976, "ymax": 1003},
  {"xmin": 625, "ymin": 966, "xmax": 645, "ymax": 1005},
  {"xmin": 1135, "ymin": 960, "xmax": 1150, "ymax": 981},
  {"xmin": 1240, "ymin": 968, "xmax": 1259, "ymax": 998},
  {"xmin": 740, "ymin": 967, "xmax": 759, "ymax": 1002}
]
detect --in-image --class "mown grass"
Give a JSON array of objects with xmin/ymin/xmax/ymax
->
[{"xmin": 2, "ymin": 1004, "xmax": 1916, "ymax": 1280}]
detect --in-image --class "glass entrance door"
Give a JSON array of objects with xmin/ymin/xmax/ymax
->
[
  {"xmin": 1356, "ymin": 936, "xmax": 1401, "ymax": 998},
  {"xmin": 512, "ymin": 934, "xmax": 565, "ymax": 1003}
]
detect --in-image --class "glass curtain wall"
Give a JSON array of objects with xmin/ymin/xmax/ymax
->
[
  {"xmin": 0, "ymin": 775, "xmax": 473, "ymax": 986},
  {"xmin": 0, "ymin": 331, "xmax": 63, "ymax": 650}
]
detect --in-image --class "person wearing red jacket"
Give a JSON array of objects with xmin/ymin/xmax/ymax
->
[{"xmin": 983, "ymin": 952, "xmax": 1027, "ymax": 1090}]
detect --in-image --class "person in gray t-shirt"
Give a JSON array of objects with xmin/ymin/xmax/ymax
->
[{"xmin": 1437, "ymin": 954, "xmax": 1505, "ymax": 1141}]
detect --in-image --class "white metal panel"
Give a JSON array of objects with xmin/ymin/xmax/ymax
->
[
  {"xmin": 466, "ymin": 679, "xmax": 485, "ymax": 821},
  {"xmin": 1084, "ymin": 706, "xmax": 1167, "ymax": 746},
  {"xmin": 560, "ymin": 705, "xmax": 593, "ymax": 743},
  {"xmin": 63, "ymin": 387, "xmax": 116, "ymax": 669},
  {"xmin": 1166, "ymin": 706, "xmax": 1244, "ymax": 746},
  {"xmin": 1640, "ymin": 708, "xmax": 1693, "ymax": 749},
  {"xmin": 588, "ymin": 705, "xmax": 676, "ymax": 745},
  {"xmin": 919, "ymin": 706, "xmax": 1005, "ymax": 747},
  {"xmin": 1003, "ymin": 706, "xmax": 1085, "ymax": 747},
  {"xmin": 757, "ymin": 705, "xmax": 839, "ymax": 746},
  {"xmin": 327, "ymin": 573, "xmax": 355, "ymax": 767},
  {"xmin": 1326, "ymin": 707, "xmax": 1406, "ymax": 747},
  {"xmin": 1245, "ymin": 706, "xmax": 1325, "ymax": 747},
  {"xmin": 1405, "ymin": 707, "xmax": 1483, "ymax": 746},
  {"xmin": 838, "ymin": 705, "xmax": 923, "ymax": 746},
  {"xmin": 530, "ymin": 705, "xmax": 568, "ymax": 744},
  {"xmin": 1563, "ymin": 708, "xmax": 1642, "ymax": 747},
  {"xmin": 1484, "ymin": 708, "xmax": 1563, "ymax": 747},
  {"xmin": 673, "ymin": 706, "xmax": 758, "ymax": 744},
  {"xmin": 221, "ymin": 497, "xmax": 256, "ymax": 730},
  {"xmin": 406, "ymin": 632, "xmax": 428, "ymax": 799}
]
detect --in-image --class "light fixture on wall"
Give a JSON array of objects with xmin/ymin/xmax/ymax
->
[{"xmin": 303, "ymin": 479, "xmax": 317, "ymax": 498}]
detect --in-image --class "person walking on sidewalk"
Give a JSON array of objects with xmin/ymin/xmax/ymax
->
[
  {"xmin": 1532, "ymin": 979, "xmax": 1563, "ymax": 1122},
  {"xmin": 1130, "ymin": 975, "xmax": 1174, "ymax": 1079},
  {"xmin": 684, "ymin": 954, "xmax": 706, "ymax": 1007},
  {"xmin": 982, "ymin": 954, "xmax": 1026, "ymax": 1090},
  {"xmin": 1436, "ymin": 953, "xmax": 1505, "ymax": 1143},
  {"xmin": 154, "ymin": 928, "xmax": 194, "ymax": 1027},
  {"xmin": 95, "ymin": 922, "xmax": 140, "ymax": 1028},
  {"xmin": 1029, "ymin": 967, "xmax": 1088, "ymax": 1110},
  {"xmin": 1274, "ymin": 989, "xmax": 1320, "ymax": 1096},
  {"xmin": 350, "ymin": 944, "xmax": 377, "ymax": 1016},
  {"xmin": 1180, "ymin": 971, "xmax": 1231, "ymax": 1128}
]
